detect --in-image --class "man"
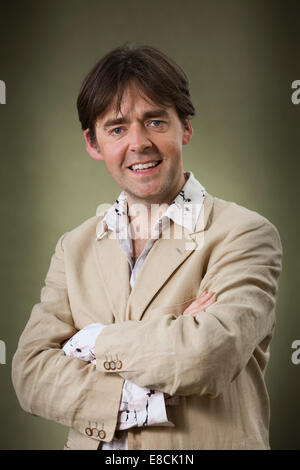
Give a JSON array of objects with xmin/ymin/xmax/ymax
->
[{"xmin": 12, "ymin": 45, "xmax": 282, "ymax": 450}]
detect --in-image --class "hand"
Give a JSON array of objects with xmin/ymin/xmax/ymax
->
[
  {"xmin": 163, "ymin": 291, "xmax": 216, "ymax": 405},
  {"xmin": 163, "ymin": 393, "xmax": 180, "ymax": 406},
  {"xmin": 182, "ymin": 291, "xmax": 215, "ymax": 317}
]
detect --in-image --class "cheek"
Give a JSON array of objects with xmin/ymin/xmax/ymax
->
[
  {"xmin": 162, "ymin": 139, "xmax": 182, "ymax": 161},
  {"xmin": 103, "ymin": 145, "xmax": 125, "ymax": 171},
  {"xmin": 159, "ymin": 132, "xmax": 182, "ymax": 152}
]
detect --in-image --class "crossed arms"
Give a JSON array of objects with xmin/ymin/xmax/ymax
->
[
  {"xmin": 60, "ymin": 291, "xmax": 216, "ymax": 430},
  {"xmin": 11, "ymin": 215, "xmax": 282, "ymax": 441}
]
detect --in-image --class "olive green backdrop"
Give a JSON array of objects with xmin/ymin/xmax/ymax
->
[{"xmin": 0, "ymin": 0, "xmax": 299, "ymax": 450}]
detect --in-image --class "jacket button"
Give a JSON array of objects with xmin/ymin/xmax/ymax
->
[
  {"xmin": 85, "ymin": 427, "xmax": 92, "ymax": 436},
  {"xmin": 98, "ymin": 429, "xmax": 106, "ymax": 439},
  {"xmin": 104, "ymin": 361, "xmax": 111, "ymax": 370},
  {"xmin": 109, "ymin": 361, "xmax": 116, "ymax": 370},
  {"xmin": 116, "ymin": 360, "xmax": 122, "ymax": 369}
]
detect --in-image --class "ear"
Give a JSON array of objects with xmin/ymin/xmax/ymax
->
[
  {"xmin": 83, "ymin": 129, "xmax": 104, "ymax": 161},
  {"xmin": 182, "ymin": 120, "xmax": 193, "ymax": 145}
]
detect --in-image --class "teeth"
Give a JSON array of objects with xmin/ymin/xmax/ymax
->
[{"xmin": 131, "ymin": 161, "xmax": 159, "ymax": 171}]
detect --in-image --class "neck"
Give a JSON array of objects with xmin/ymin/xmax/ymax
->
[{"xmin": 126, "ymin": 173, "xmax": 187, "ymax": 239}]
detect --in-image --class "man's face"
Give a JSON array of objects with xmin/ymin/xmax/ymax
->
[{"xmin": 84, "ymin": 82, "xmax": 193, "ymax": 206}]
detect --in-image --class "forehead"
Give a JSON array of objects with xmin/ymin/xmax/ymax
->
[{"xmin": 97, "ymin": 83, "xmax": 176, "ymax": 124}]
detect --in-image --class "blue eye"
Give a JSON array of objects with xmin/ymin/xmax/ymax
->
[
  {"xmin": 151, "ymin": 120, "xmax": 162, "ymax": 127},
  {"xmin": 112, "ymin": 127, "xmax": 123, "ymax": 135}
]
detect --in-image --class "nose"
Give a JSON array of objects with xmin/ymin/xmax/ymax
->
[{"xmin": 128, "ymin": 124, "xmax": 152, "ymax": 153}]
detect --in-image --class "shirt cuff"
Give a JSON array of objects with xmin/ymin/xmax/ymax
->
[
  {"xmin": 62, "ymin": 323, "xmax": 106, "ymax": 364},
  {"xmin": 116, "ymin": 380, "xmax": 174, "ymax": 431}
]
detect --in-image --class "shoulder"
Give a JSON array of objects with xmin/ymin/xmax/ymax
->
[
  {"xmin": 206, "ymin": 193, "xmax": 282, "ymax": 248},
  {"xmin": 53, "ymin": 214, "xmax": 105, "ymax": 253}
]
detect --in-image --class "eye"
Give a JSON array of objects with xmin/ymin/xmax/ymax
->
[
  {"xmin": 150, "ymin": 120, "xmax": 162, "ymax": 127},
  {"xmin": 111, "ymin": 127, "xmax": 123, "ymax": 135},
  {"xmin": 76, "ymin": 348, "xmax": 82, "ymax": 352}
]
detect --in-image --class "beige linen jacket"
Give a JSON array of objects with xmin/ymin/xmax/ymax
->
[{"xmin": 11, "ymin": 192, "xmax": 282, "ymax": 450}]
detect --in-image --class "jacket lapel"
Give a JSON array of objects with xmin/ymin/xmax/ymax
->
[
  {"xmin": 93, "ymin": 218, "xmax": 131, "ymax": 323},
  {"xmin": 127, "ymin": 192, "xmax": 214, "ymax": 320}
]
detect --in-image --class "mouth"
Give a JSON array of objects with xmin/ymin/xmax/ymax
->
[{"xmin": 128, "ymin": 160, "xmax": 162, "ymax": 175}]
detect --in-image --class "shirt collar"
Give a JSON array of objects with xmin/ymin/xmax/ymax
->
[{"xmin": 96, "ymin": 171, "xmax": 206, "ymax": 240}]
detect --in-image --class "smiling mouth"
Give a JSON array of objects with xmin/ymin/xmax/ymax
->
[{"xmin": 128, "ymin": 160, "xmax": 162, "ymax": 171}]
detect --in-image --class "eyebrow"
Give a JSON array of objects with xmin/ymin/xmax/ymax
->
[{"xmin": 102, "ymin": 109, "xmax": 169, "ymax": 130}]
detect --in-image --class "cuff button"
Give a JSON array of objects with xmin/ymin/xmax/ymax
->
[
  {"xmin": 116, "ymin": 360, "xmax": 122, "ymax": 369},
  {"xmin": 104, "ymin": 361, "xmax": 111, "ymax": 370},
  {"xmin": 92, "ymin": 428, "xmax": 99, "ymax": 437},
  {"xmin": 109, "ymin": 361, "xmax": 116, "ymax": 370},
  {"xmin": 98, "ymin": 429, "xmax": 106, "ymax": 439},
  {"xmin": 85, "ymin": 427, "xmax": 92, "ymax": 437}
]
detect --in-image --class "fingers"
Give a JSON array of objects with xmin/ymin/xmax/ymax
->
[
  {"xmin": 182, "ymin": 291, "xmax": 216, "ymax": 315},
  {"xmin": 188, "ymin": 291, "xmax": 214, "ymax": 309},
  {"xmin": 184, "ymin": 301, "xmax": 215, "ymax": 316},
  {"xmin": 191, "ymin": 298, "xmax": 216, "ymax": 316},
  {"xmin": 165, "ymin": 395, "xmax": 180, "ymax": 406},
  {"xmin": 198, "ymin": 291, "xmax": 214, "ymax": 302}
]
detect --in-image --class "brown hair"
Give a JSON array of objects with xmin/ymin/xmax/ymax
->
[{"xmin": 77, "ymin": 44, "xmax": 195, "ymax": 143}]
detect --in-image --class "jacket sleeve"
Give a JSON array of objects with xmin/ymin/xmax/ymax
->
[
  {"xmin": 94, "ymin": 216, "xmax": 283, "ymax": 398},
  {"xmin": 11, "ymin": 233, "xmax": 124, "ymax": 443}
]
